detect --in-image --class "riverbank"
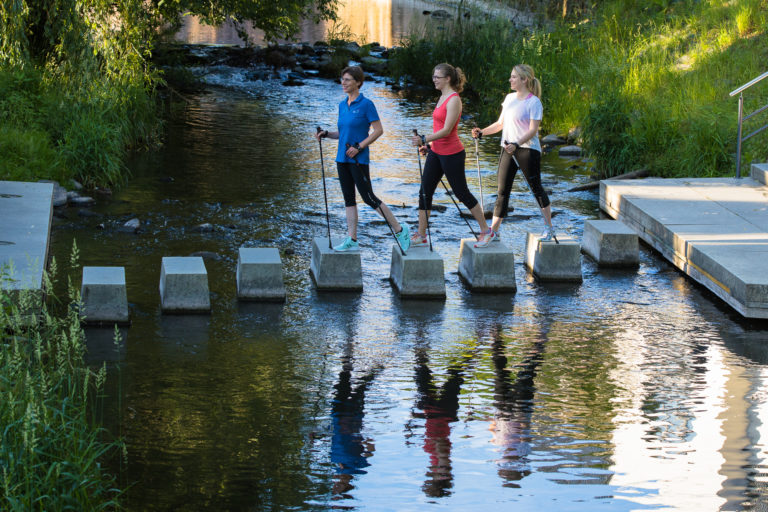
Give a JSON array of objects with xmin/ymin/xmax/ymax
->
[{"xmin": 389, "ymin": 0, "xmax": 768, "ymax": 179}]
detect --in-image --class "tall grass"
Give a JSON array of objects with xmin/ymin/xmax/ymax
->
[
  {"xmin": 390, "ymin": 0, "xmax": 768, "ymax": 178},
  {"xmin": 0, "ymin": 246, "xmax": 123, "ymax": 510},
  {"xmin": 0, "ymin": 66, "xmax": 159, "ymax": 188}
]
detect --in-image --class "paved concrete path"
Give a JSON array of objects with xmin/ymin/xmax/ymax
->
[
  {"xmin": 0, "ymin": 181, "xmax": 54, "ymax": 297},
  {"xmin": 601, "ymin": 164, "xmax": 768, "ymax": 319}
]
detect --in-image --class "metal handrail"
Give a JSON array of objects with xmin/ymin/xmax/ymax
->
[{"xmin": 730, "ymin": 71, "xmax": 768, "ymax": 178}]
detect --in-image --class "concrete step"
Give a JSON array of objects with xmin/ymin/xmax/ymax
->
[
  {"xmin": 752, "ymin": 163, "xmax": 768, "ymax": 186},
  {"xmin": 389, "ymin": 245, "xmax": 446, "ymax": 298},
  {"xmin": 458, "ymin": 238, "xmax": 516, "ymax": 292},
  {"xmin": 310, "ymin": 237, "xmax": 363, "ymax": 291},
  {"xmin": 601, "ymin": 177, "xmax": 768, "ymax": 318}
]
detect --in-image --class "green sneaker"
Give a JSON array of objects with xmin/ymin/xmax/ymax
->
[
  {"xmin": 333, "ymin": 236, "xmax": 359, "ymax": 251},
  {"xmin": 395, "ymin": 224, "xmax": 411, "ymax": 252}
]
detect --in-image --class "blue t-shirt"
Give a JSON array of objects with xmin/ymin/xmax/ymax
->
[{"xmin": 336, "ymin": 93, "xmax": 379, "ymax": 164}]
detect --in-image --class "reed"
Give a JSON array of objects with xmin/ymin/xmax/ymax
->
[
  {"xmin": 390, "ymin": 0, "xmax": 768, "ymax": 177},
  {"xmin": 0, "ymin": 245, "xmax": 123, "ymax": 510}
]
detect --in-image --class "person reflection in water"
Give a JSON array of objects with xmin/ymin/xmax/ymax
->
[
  {"xmin": 488, "ymin": 322, "xmax": 547, "ymax": 484},
  {"xmin": 412, "ymin": 345, "xmax": 472, "ymax": 498},
  {"xmin": 330, "ymin": 342, "xmax": 381, "ymax": 496}
]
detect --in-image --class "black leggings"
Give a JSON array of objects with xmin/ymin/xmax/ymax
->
[
  {"xmin": 494, "ymin": 147, "xmax": 549, "ymax": 218},
  {"xmin": 337, "ymin": 162, "xmax": 383, "ymax": 209},
  {"xmin": 419, "ymin": 150, "xmax": 478, "ymax": 211}
]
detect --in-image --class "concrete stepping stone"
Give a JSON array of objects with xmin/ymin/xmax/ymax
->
[
  {"xmin": 237, "ymin": 247, "xmax": 286, "ymax": 302},
  {"xmin": 159, "ymin": 256, "xmax": 211, "ymax": 313},
  {"xmin": 80, "ymin": 266, "xmax": 130, "ymax": 324},
  {"xmin": 582, "ymin": 219, "xmax": 639, "ymax": 267},
  {"xmin": 524, "ymin": 231, "xmax": 582, "ymax": 282},
  {"xmin": 309, "ymin": 237, "xmax": 362, "ymax": 291},
  {"xmin": 752, "ymin": 163, "xmax": 768, "ymax": 185},
  {"xmin": 390, "ymin": 244, "xmax": 446, "ymax": 298},
  {"xmin": 458, "ymin": 238, "xmax": 516, "ymax": 292}
]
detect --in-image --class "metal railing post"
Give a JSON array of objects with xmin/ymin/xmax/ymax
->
[
  {"xmin": 736, "ymin": 93, "xmax": 743, "ymax": 178},
  {"xmin": 730, "ymin": 70, "xmax": 768, "ymax": 179}
]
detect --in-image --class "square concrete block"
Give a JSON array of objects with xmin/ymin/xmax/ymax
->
[
  {"xmin": 752, "ymin": 163, "xmax": 768, "ymax": 186},
  {"xmin": 80, "ymin": 266, "xmax": 129, "ymax": 324},
  {"xmin": 237, "ymin": 247, "xmax": 286, "ymax": 302},
  {"xmin": 309, "ymin": 237, "xmax": 362, "ymax": 291},
  {"xmin": 582, "ymin": 219, "xmax": 639, "ymax": 267},
  {"xmin": 524, "ymin": 231, "xmax": 582, "ymax": 282},
  {"xmin": 458, "ymin": 238, "xmax": 516, "ymax": 292},
  {"xmin": 159, "ymin": 257, "xmax": 211, "ymax": 313},
  {"xmin": 390, "ymin": 245, "xmax": 446, "ymax": 298}
]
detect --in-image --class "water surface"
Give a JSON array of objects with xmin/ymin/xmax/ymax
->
[{"xmin": 49, "ymin": 65, "xmax": 768, "ymax": 511}]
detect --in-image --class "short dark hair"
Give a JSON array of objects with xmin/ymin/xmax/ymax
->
[{"xmin": 341, "ymin": 66, "xmax": 365, "ymax": 87}]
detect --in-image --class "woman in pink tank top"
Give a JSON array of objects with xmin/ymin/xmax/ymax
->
[{"xmin": 409, "ymin": 63, "xmax": 493, "ymax": 248}]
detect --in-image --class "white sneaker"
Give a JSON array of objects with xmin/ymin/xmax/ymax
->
[{"xmin": 474, "ymin": 229, "xmax": 496, "ymax": 248}]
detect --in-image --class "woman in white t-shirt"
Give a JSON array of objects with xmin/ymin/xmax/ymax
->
[{"xmin": 472, "ymin": 64, "xmax": 556, "ymax": 244}]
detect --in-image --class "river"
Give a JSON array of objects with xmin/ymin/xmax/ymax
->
[{"xmin": 47, "ymin": 7, "xmax": 768, "ymax": 511}]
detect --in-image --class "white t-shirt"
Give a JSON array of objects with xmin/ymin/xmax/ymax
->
[{"xmin": 500, "ymin": 93, "xmax": 542, "ymax": 153}]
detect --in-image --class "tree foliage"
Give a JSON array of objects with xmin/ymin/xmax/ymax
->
[
  {"xmin": 0, "ymin": 0, "xmax": 337, "ymax": 186},
  {"xmin": 155, "ymin": 0, "xmax": 338, "ymax": 43}
]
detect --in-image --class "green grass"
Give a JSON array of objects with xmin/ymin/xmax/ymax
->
[
  {"xmin": 390, "ymin": 0, "xmax": 768, "ymax": 178},
  {"xmin": 0, "ymin": 246, "xmax": 123, "ymax": 510},
  {"xmin": 0, "ymin": 66, "xmax": 159, "ymax": 188}
]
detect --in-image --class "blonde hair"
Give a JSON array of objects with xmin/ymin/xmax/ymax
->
[
  {"xmin": 434, "ymin": 63, "xmax": 466, "ymax": 93},
  {"xmin": 514, "ymin": 64, "xmax": 542, "ymax": 99}
]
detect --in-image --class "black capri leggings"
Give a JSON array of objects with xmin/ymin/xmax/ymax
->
[
  {"xmin": 418, "ymin": 149, "xmax": 478, "ymax": 211},
  {"xmin": 337, "ymin": 161, "xmax": 383, "ymax": 209},
  {"xmin": 494, "ymin": 147, "xmax": 550, "ymax": 218}
]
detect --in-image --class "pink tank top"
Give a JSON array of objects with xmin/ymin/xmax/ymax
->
[{"xmin": 431, "ymin": 93, "xmax": 464, "ymax": 155}]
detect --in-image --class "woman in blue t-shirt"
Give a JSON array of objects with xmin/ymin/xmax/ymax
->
[
  {"xmin": 472, "ymin": 64, "xmax": 556, "ymax": 242},
  {"xmin": 316, "ymin": 66, "xmax": 410, "ymax": 252}
]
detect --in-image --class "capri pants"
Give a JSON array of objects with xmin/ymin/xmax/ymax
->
[
  {"xmin": 419, "ymin": 149, "xmax": 478, "ymax": 211},
  {"xmin": 337, "ymin": 161, "xmax": 382, "ymax": 210},
  {"xmin": 493, "ymin": 147, "xmax": 550, "ymax": 218}
]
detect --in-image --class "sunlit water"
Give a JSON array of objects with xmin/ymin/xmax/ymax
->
[{"xmin": 48, "ymin": 64, "xmax": 768, "ymax": 511}]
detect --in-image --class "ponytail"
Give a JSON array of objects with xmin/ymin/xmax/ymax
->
[
  {"xmin": 434, "ymin": 63, "xmax": 466, "ymax": 93},
  {"xmin": 514, "ymin": 64, "xmax": 541, "ymax": 99}
]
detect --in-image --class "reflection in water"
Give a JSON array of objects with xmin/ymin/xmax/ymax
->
[
  {"xmin": 330, "ymin": 335, "xmax": 381, "ymax": 496},
  {"xmin": 489, "ymin": 320, "xmax": 546, "ymax": 485},
  {"xmin": 412, "ymin": 341, "xmax": 476, "ymax": 498}
]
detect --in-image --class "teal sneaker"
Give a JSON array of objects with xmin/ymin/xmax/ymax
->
[
  {"xmin": 395, "ymin": 224, "xmax": 411, "ymax": 252},
  {"xmin": 333, "ymin": 236, "xmax": 359, "ymax": 252}
]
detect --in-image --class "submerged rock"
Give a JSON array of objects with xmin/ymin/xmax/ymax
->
[
  {"xmin": 189, "ymin": 251, "xmax": 223, "ymax": 261},
  {"xmin": 191, "ymin": 223, "xmax": 215, "ymax": 233},
  {"xmin": 559, "ymin": 145, "xmax": 583, "ymax": 157},
  {"xmin": 119, "ymin": 218, "xmax": 141, "ymax": 233}
]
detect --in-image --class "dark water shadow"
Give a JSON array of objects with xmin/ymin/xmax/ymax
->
[
  {"xmin": 84, "ymin": 326, "xmax": 128, "ymax": 366},
  {"xmin": 156, "ymin": 314, "xmax": 211, "ymax": 359}
]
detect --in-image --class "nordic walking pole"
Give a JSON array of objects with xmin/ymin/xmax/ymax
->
[
  {"xmin": 316, "ymin": 127, "xmax": 333, "ymax": 249},
  {"xmin": 412, "ymin": 129, "xmax": 433, "ymax": 252},
  {"xmin": 346, "ymin": 144, "xmax": 406, "ymax": 256},
  {"xmin": 504, "ymin": 140, "xmax": 558, "ymax": 244},
  {"xmin": 472, "ymin": 123, "xmax": 485, "ymax": 214},
  {"xmin": 439, "ymin": 178, "xmax": 478, "ymax": 240}
]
